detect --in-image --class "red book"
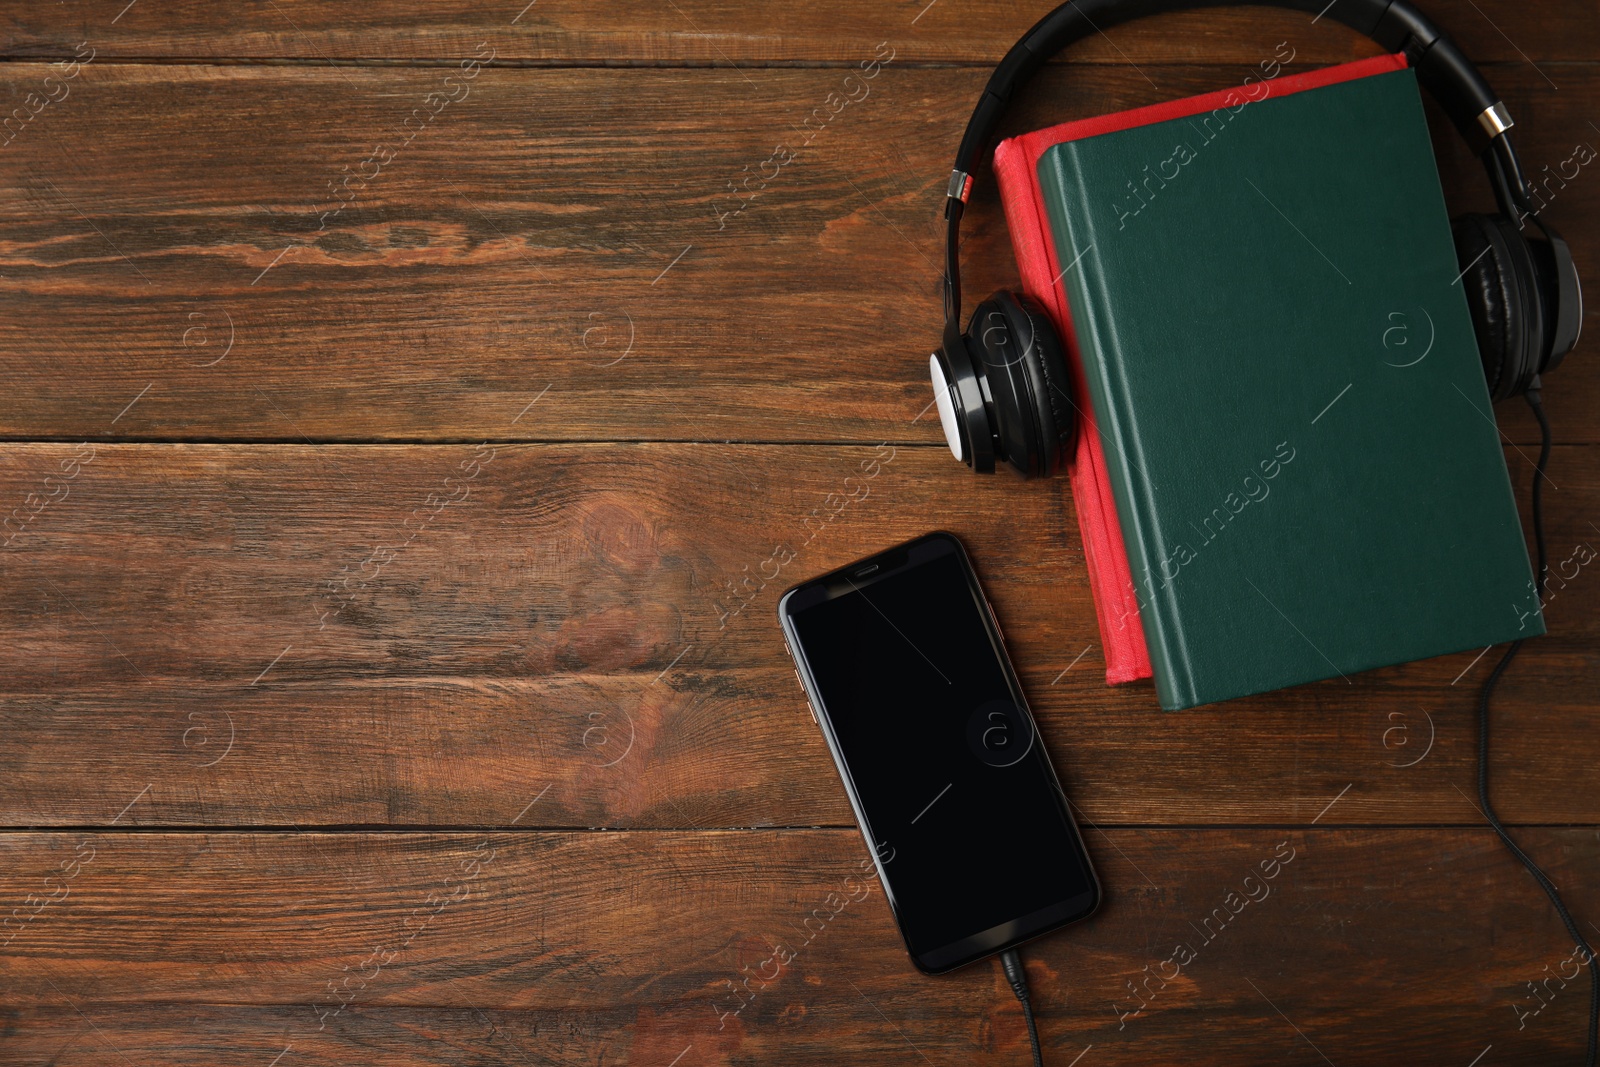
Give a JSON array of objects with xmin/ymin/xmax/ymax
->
[{"xmin": 992, "ymin": 50, "xmax": 1408, "ymax": 686}]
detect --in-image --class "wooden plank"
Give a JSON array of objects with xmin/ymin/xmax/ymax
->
[
  {"xmin": 1, "ymin": 63, "xmax": 1594, "ymax": 444},
  {"xmin": 2, "ymin": 442, "xmax": 1594, "ymax": 827},
  {"xmin": 0, "ymin": 828, "xmax": 1595, "ymax": 1063},
  {"xmin": 1, "ymin": 0, "xmax": 1591, "ymax": 64}
]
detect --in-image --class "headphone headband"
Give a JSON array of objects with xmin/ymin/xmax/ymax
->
[{"xmin": 942, "ymin": 0, "xmax": 1532, "ymax": 326}]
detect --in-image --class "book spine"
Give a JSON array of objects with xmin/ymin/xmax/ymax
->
[
  {"xmin": 994, "ymin": 134, "xmax": 1154, "ymax": 687},
  {"xmin": 1038, "ymin": 145, "xmax": 1198, "ymax": 709}
]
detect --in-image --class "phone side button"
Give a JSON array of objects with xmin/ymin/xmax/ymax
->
[{"xmin": 795, "ymin": 670, "xmax": 818, "ymax": 724}]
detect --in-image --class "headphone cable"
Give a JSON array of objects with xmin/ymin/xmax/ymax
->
[
  {"xmin": 996, "ymin": 388, "xmax": 1590, "ymax": 1067},
  {"xmin": 1479, "ymin": 381, "xmax": 1597, "ymax": 1066},
  {"xmin": 1001, "ymin": 948, "xmax": 1044, "ymax": 1067}
]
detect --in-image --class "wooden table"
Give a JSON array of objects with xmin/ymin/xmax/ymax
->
[{"xmin": 2, "ymin": 2, "xmax": 1595, "ymax": 1063}]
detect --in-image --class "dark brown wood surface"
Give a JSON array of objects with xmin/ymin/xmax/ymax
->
[{"xmin": 2, "ymin": 2, "xmax": 1596, "ymax": 1063}]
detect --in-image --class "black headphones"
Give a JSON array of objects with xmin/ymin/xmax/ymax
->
[{"xmin": 930, "ymin": 0, "xmax": 1583, "ymax": 477}]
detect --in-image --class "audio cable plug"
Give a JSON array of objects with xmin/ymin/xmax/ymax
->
[{"xmin": 1000, "ymin": 948, "xmax": 1044, "ymax": 1067}]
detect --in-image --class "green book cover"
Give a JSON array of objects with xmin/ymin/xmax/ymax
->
[{"xmin": 1037, "ymin": 67, "xmax": 1541, "ymax": 710}]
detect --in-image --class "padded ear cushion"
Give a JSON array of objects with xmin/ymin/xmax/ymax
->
[
  {"xmin": 1006, "ymin": 293, "xmax": 1077, "ymax": 476},
  {"xmin": 967, "ymin": 294, "xmax": 1035, "ymax": 475},
  {"xmin": 1453, "ymin": 213, "xmax": 1544, "ymax": 401},
  {"xmin": 1453, "ymin": 214, "xmax": 1512, "ymax": 398},
  {"xmin": 965, "ymin": 291, "xmax": 1077, "ymax": 477}
]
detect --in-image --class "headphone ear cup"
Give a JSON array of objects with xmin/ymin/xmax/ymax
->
[
  {"xmin": 1528, "ymin": 226, "xmax": 1583, "ymax": 375},
  {"xmin": 967, "ymin": 294, "xmax": 1037, "ymax": 475},
  {"xmin": 1453, "ymin": 213, "xmax": 1544, "ymax": 401},
  {"xmin": 1007, "ymin": 293, "xmax": 1077, "ymax": 476},
  {"xmin": 968, "ymin": 292, "xmax": 1076, "ymax": 478}
]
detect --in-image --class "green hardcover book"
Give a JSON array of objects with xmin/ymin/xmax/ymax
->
[{"xmin": 1036, "ymin": 64, "xmax": 1541, "ymax": 710}]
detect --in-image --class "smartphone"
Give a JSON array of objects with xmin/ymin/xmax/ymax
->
[{"xmin": 778, "ymin": 531, "xmax": 1100, "ymax": 974}]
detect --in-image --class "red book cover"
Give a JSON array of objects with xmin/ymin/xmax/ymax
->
[{"xmin": 992, "ymin": 50, "xmax": 1408, "ymax": 686}]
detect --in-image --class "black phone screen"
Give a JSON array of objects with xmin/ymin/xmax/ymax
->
[{"xmin": 780, "ymin": 533, "xmax": 1097, "ymax": 972}]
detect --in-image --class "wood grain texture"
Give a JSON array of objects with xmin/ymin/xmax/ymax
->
[
  {"xmin": 2, "ymin": 829, "xmax": 1596, "ymax": 1064},
  {"xmin": 0, "ymin": 442, "xmax": 1594, "ymax": 828},
  {"xmin": 2, "ymin": 2, "xmax": 1596, "ymax": 1061},
  {"xmin": 0, "ymin": 0, "xmax": 1592, "ymax": 64},
  {"xmin": 1, "ymin": 62, "xmax": 1595, "ymax": 444}
]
